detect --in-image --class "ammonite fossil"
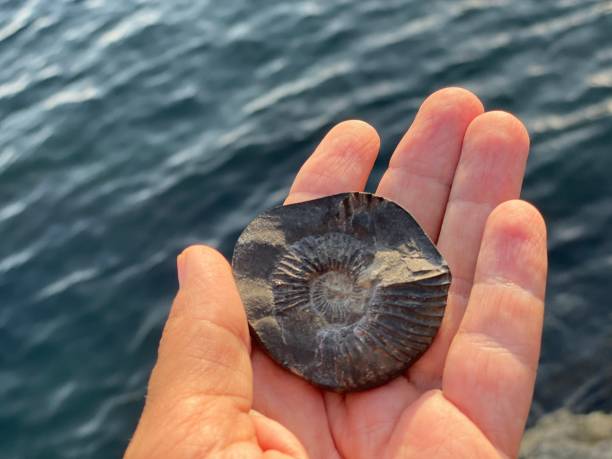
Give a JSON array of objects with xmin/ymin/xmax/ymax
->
[{"xmin": 232, "ymin": 192, "xmax": 451, "ymax": 392}]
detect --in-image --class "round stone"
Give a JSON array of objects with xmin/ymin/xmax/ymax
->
[{"xmin": 231, "ymin": 192, "xmax": 451, "ymax": 392}]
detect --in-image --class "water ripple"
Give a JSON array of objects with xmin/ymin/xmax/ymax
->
[
  {"xmin": 35, "ymin": 268, "xmax": 101, "ymax": 301},
  {"xmin": 244, "ymin": 60, "xmax": 354, "ymax": 114},
  {"xmin": 41, "ymin": 81, "xmax": 101, "ymax": 110},
  {"xmin": 97, "ymin": 9, "xmax": 162, "ymax": 47},
  {"xmin": 0, "ymin": 0, "xmax": 38, "ymax": 43},
  {"xmin": 531, "ymin": 98, "xmax": 612, "ymax": 133}
]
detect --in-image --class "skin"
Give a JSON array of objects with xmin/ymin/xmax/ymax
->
[{"xmin": 125, "ymin": 87, "xmax": 548, "ymax": 459}]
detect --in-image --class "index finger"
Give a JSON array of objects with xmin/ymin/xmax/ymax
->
[{"xmin": 285, "ymin": 120, "xmax": 380, "ymax": 204}]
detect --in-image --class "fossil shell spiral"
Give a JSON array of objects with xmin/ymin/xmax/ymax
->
[{"xmin": 231, "ymin": 192, "xmax": 451, "ymax": 392}]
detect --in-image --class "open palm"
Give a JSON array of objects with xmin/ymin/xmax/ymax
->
[{"xmin": 126, "ymin": 88, "xmax": 547, "ymax": 459}]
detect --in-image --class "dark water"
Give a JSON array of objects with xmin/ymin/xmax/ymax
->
[{"xmin": 1, "ymin": 0, "xmax": 611, "ymax": 457}]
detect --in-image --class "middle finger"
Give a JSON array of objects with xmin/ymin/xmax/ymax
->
[{"xmin": 376, "ymin": 87, "xmax": 483, "ymax": 240}]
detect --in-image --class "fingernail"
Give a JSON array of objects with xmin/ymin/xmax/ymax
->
[{"xmin": 177, "ymin": 253, "xmax": 186, "ymax": 288}]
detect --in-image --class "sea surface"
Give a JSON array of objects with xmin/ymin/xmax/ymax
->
[{"xmin": 1, "ymin": 1, "xmax": 611, "ymax": 458}]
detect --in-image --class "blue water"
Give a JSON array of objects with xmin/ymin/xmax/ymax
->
[{"xmin": 1, "ymin": 1, "xmax": 611, "ymax": 457}]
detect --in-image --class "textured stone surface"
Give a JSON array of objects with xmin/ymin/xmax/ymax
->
[
  {"xmin": 232, "ymin": 192, "xmax": 451, "ymax": 392},
  {"xmin": 521, "ymin": 410, "xmax": 612, "ymax": 459}
]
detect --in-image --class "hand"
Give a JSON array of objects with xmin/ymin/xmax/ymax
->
[{"xmin": 125, "ymin": 88, "xmax": 547, "ymax": 459}]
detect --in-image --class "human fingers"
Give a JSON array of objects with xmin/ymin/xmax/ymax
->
[
  {"xmin": 285, "ymin": 120, "xmax": 380, "ymax": 205},
  {"xmin": 442, "ymin": 200, "xmax": 547, "ymax": 458},
  {"xmin": 252, "ymin": 350, "xmax": 340, "ymax": 459},
  {"xmin": 250, "ymin": 410, "xmax": 309, "ymax": 459},
  {"xmin": 411, "ymin": 111, "xmax": 530, "ymax": 388},
  {"xmin": 126, "ymin": 246, "xmax": 254, "ymax": 458},
  {"xmin": 376, "ymin": 87, "xmax": 483, "ymax": 239}
]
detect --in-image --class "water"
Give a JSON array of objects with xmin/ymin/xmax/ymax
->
[{"xmin": 1, "ymin": 0, "xmax": 611, "ymax": 457}]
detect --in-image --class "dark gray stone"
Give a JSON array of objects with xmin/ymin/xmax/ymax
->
[{"xmin": 232, "ymin": 192, "xmax": 451, "ymax": 392}]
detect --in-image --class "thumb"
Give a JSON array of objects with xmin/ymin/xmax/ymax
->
[
  {"xmin": 126, "ymin": 245, "xmax": 255, "ymax": 458},
  {"xmin": 151, "ymin": 245, "xmax": 252, "ymax": 401}
]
